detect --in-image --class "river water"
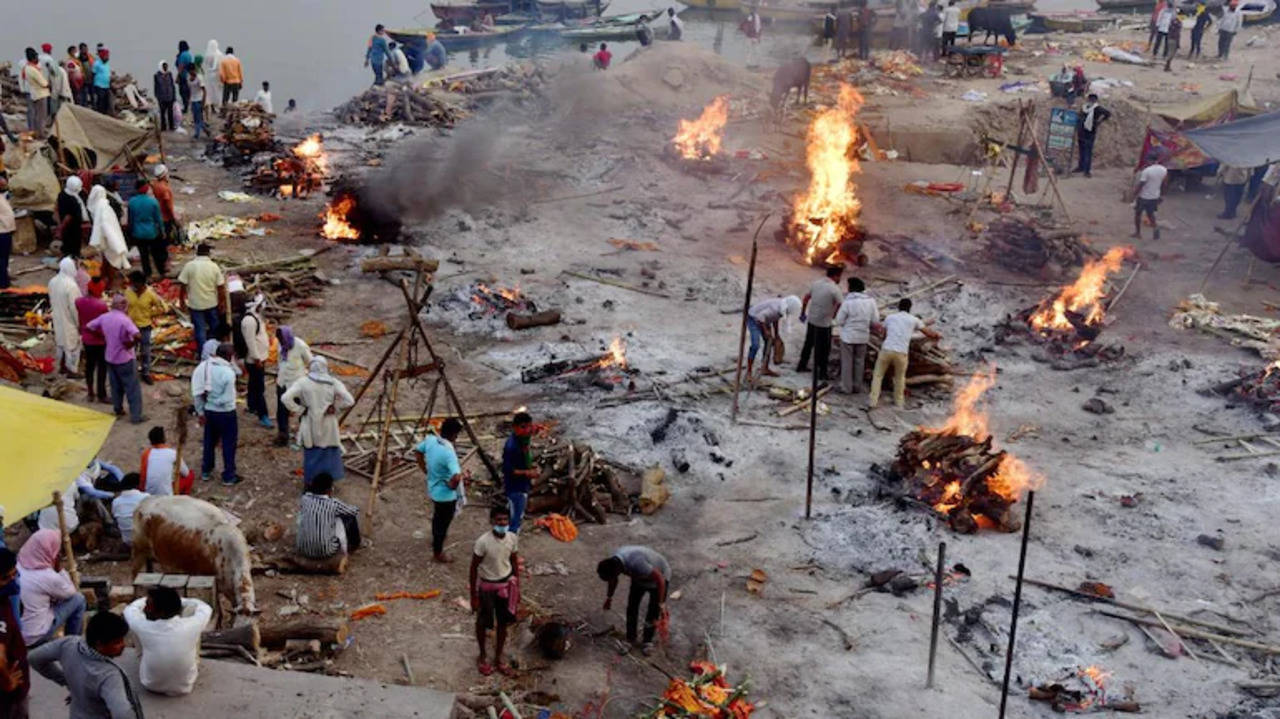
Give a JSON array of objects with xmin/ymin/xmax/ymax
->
[{"xmin": 2, "ymin": 0, "xmax": 1089, "ymax": 112}]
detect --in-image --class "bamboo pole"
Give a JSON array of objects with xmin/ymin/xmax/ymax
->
[
  {"xmin": 731, "ymin": 215, "xmax": 769, "ymax": 421},
  {"xmin": 1004, "ymin": 101, "xmax": 1028, "ymax": 201},
  {"xmin": 366, "ymin": 322, "xmax": 412, "ymax": 524},
  {"xmin": 998, "ymin": 491, "xmax": 1034, "ymax": 719},
  {"xmin": 804, "ymin": 359, "xmax": 818, "ymax": 521},
  {"xmin": 926, "ymin": 541, "xmax": 947, "ymax": 689},
  {"xmin": 397, "ymin": 280, "xmax": 500, "ymax": 481},
  {"xmin": 1094, "ymin": 610, "xmax": 1280, "ymax": 654},
  {"xmin": 52, "ymin": 491, "xmax": 81, "ymax": 591},
  {"xmin": 1016, "ymin": 576, "xmax": 1248, "ymax": 636}
]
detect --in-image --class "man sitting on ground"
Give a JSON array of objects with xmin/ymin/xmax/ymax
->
[
  {"xmin": 296, "ymin": 473, "xmax": 361, "ymax": 570},
  {"xmin": 598, "ymin": 545, "xmax": 670, "ymax": 656},
  {"xmin": 110, "ymin": 473, "xmax": 148, "ymax": 546},
  {"xmin": 123, "ymin": 586, "xmax": 212, "ymax": 696},
  {"xmin": 470, "ymin": 505, "xmax": 520, "ymax": 677},
  {"xmin": 29, "ymin": 611, "xmax": 144, "ymax": 718}
]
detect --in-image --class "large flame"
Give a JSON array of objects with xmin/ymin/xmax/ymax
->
[
  {"xmin": 1029, "ymin": 246, "xmax": 1133, "ymax": 332},
  {"xmin": 293, "ymin": 133, "xmax": 328, "ymax": 174},
  {"xmin": 321, "ymin": 196, "xmax": 360, "ymax": 241},
  {"xmin": 931, "ymin": 367, "xmax": 996, "ymax": 441},
  {"xmin": 985, "ymin": 454, "xmax": 1044, "ymax": 500},
  {"xmin": 790, "ymin": 84, "xmax": 865, "ymax": 264},
  {"xmin": 672, "ymin": 96, "xmax": 729, "ymax": 160}
]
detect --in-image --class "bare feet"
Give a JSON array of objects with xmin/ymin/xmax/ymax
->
[{"xmin": 433, "ymin": 553, "xmax": 454, "ymax": 564}]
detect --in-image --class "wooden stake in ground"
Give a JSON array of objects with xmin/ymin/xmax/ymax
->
[
  {"xmin": 1004, "ymin": 102, "xmax": 1028, "ymax": 202},
  {"xmin": 367, "ymin": 317, "xmax": 413, "ymax": 525},
  {"xmin": 926, "ymin": 541, "xmax": 947, "ymax": 689},
  {"xmin": 731, "ymin": 215, "xmax": 770, "ymax": 421},
  {"xmin": 52, "ymin": 491, "xmax": 80, "ymax": 592},
  {"xmin": 998, "ymin": 491, "xmax": 1035, "ymax": 719},
  {"xmin": 804, "ymin": 363, "xmax": 819, "ymax": 520}
]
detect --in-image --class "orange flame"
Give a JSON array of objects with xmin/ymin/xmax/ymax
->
[
  {"xmin": 321, "ymin": 196, "xmax": 360, "ymax": 241},
  {"xmin": 600, "ymin": 336, "xmax": 627, "ymax": 369},
  {"xmin": 293, "ymin": 133, "xmax": 328, "ymax": 174},
  {"xmin": 985, "ymin": 454, "xmax": 1044, "ymax": 501},
  {"xmin": 928, "ymin": 367, "xmax": 996, "ymax": 441},
  {"xmin": 672, "ymin": 96, "xmax": 729, "ymax": 159},
  {"xmin": 1029, "ymin": 246, "xmax": 1133, "ymax": 332},
  {"xmin": 790, "ymin": 84, "xmax": 865, "ymax": 265}
]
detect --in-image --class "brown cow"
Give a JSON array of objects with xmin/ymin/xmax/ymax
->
[{"xmin": 131, "ymin": 496, "xmax": 257, "ymax": 621}]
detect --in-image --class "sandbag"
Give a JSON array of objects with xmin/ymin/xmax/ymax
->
[{"xmin": 639, "ymin": 465, "xmax": 670, "ymax": 515}]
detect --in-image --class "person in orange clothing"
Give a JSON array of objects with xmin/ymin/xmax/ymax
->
[
  {"xmin": 150, "ymin": 164, "xmax": 178, "ymax": 243},
  {"xmin": 218, "ymin": 46, "xmax": 243, "ymax": 106}
]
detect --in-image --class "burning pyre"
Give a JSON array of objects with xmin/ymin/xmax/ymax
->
[
  {"xmin": 318, "ymin": 180, "xmax": 403, "ymax": 244},
  {"xmin": 1030, "ymin": 665, "xmax": 1139, "ymax": 713},
  {"xmin": 520, "ymin": 336, "xmax": 631, "ymax": 386},
  {"xmin": 996, "ymin": 246, "xmax": 1133, "ymax": 367},
  {"xmin": 320, "ymin": 195, "xmax": 360, "ymax": 241},
  {"xmin": 781, "ymin": 84, "xmax": 867, "ymax": 266},
  {"xmin": 671, "ymin": 96, "xmax": 729, "ymax": 160},
  {"xmin": 877, "ymin": 368, "xmax": 1043, "ymax": 533},
  {"xmin": 248, "ymin": 133, "xmax": 329, "ymax": 198}
]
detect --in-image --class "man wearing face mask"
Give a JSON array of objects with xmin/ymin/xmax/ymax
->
[
  {"xmin": 0, "ymin": 547, "xmax": 30, "ymax": 719},
  {"xmin": 502, "ymin": 412, "xmax": 538, "ymax": 534},
  {"xmin": 469, "ymin": 505, "xmax": 520, "ymax": 677}
]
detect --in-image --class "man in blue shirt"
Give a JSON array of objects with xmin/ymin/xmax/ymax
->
[
  {"xmin": 414, "ymin": 418, "xmax": 468, "ymax": 562},
  {"xmin": 194, "ymin": 342, "xmax": 241, "ymax": 485},
  {"xmin": 365, "ymin": 25, "xmax": 389, "ymax": 86},
  {"xmin": 126, "ymin": 181, "xmax": 166, "ymax": 278},
  {"xmin": 424, "ymin": 33, "xmax": 448, "ymax": 71},
  {"xmin": 502, "ymin": 412, "xmax": 538, "ymax": 534},
  {"xmin": 92, "ymin": 47, "xmax": 112, "ymax": 115}
]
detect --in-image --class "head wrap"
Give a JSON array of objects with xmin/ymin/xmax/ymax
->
[
  {"xmin": 278, "ymin": 325, "xmax": 296, "ymax": 359},
  {"xmin": 201, "ymin": 339, "xmax": 219, "ymax": 360},
  {"xmin": 58, "ymin": 256, "xmax": 77, "ymax": 279},
  {"xmin": 17, "ymin": 529, "xmax": 62, "ymax": 571},
  {"xmin": 153, "ymin": 164, "xmax": 168, "ymax": 179},
  {"xmin": 41, "ymin": 43, "xmax": 52, "ymax": 54},
  {"xmin": 157, "ymin": 59, "xmax": 168, "ymax": 72},
  {"xmin": 308, "ymin": 356, "xmax": 333, "ymax": 383},
  {"xmin": 247, "ymin": 292, "xmax": 266, "ymax": 314}
]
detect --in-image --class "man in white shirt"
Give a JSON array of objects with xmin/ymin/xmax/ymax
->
[
  {"xmin": 111, "ymin": 473, "xmax": 148, "ymax": 545},
  {"xmin": 667, "ymin": 8, "xmax": 684, "ymax": 40},
  {"xmin": 1132, "ymin": 154, "xmax": 1168, "ymax": 240},
  {"xmin": 124, "ymin": 587, "xmax": 213, "ymax": 696},
  {"xmin": 833, "ymin": 277, "xmax": 879, "ymax": 395},
  {"xmin": 941, "ymin": 0, "xmax": 961, "ymax": 52},
  {"xmin": 1153, "ymin": 4, "xmax": 1175, "ymax": 56},
  {"xmin": 868, "ymin": 298, "xmax": 941, "ymax": 409},
  {"xmin": 141, "ymin": 426, "xmax": 192, "ymax": 496},
  {"xmin": 253, "ymin": 81, "xmax": 273, "ymax": 114},
  {"xmin": 1217, "ymin": 2, "xmax": 1241, "ymax": 59}
]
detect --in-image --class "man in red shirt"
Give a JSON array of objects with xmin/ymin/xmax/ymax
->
[{"xmin": 593, "ymin": 43, "xmax": 612, "ymax": 70}]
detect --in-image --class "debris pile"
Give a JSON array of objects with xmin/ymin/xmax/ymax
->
[
  {"xmin": 1169, "ymin": 293, "xmax": 1280, "ymax": 359},
  {"xmin": 519, "ymin": 439, "xmax": 643, "ymax": 523},
  {"xmin": 642, "ymin": 661, "xmax": 754, "ymax": 719},
  {"xmin": 332, "ymin": 85, "xmax": 465, "ymax": 127},
  {"xmin": 874, "ymin": 369, "xmax": 1042, "ymax": 534},
  {"xmin": 1030, "ymin": 665, "xmax": 1140, "ymax": 714},
  {"xmin": 0, "ymin": 64, "xmax": 21, "ymax": 114},
  {"xmin": 429, "ymin": 280, "xmax": 547, "ymax": 334},
  {"xmin": 983, "ymin": 217, "xmax": 1095, "ymax": 275},
  {"xmin": 1210, "ymin": 360, "xmax": 1280, "ymax": 414},
  {"xmin": 520, "ymin": 337, "xmax": 633, "ymax": 387},
  {"xmin": 428, "ymin": 64, "xmax": 548, "ymax": 103},
  {"xmin": 995, "ymin": 246, "xmax": 1133, "ymax": 369}
]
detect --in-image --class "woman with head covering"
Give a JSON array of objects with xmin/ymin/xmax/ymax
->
[
  {"xmin": 56, "ymin": 176, "xmax": 89, "ymax": 258},
  {"xmin": 203, "ymin": 40, "xmax": 223, "ymax": 112},
  {"xmin": 273, "ymin": 325, "xmax": 313, "ymax": 447},
  {"xmin": 87, "ymin": 184, "xmax": 129, "ymax": 289},
  {"xmin": 47, "ymin": 256, "xmax": 83, "ymax": 377},
  {"xmin": 17, "ymin": 529, "xmax": 86, "ymax": 646},
  {"xmin": 281, "ymin": 357, "xmax": 355, "ymax": 488}
]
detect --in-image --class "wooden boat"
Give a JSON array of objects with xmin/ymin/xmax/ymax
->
[
  {"xmin": 985, "ymin": 0, "xmax": 1037, "ymax": 12},
  {"xmin": 677, "ymin": 0, "xmax": 743, "ymax": 9},
  {"xmin": 1031, "ymin": 10, "xmax": 1114, "ymax": 31},
  {"xmin": 1240, "ymin": 0, "xmax": 1276, "ymax": 22},
  {"xmin": 536, "ymin": 0, "xmax": 610, "ymax": 18},
  {"xmin": 560, "ymin": 21, "xmax": 670, "ymax": 39},
  {"xmin": 1095, "ymin": 0, "xmax": 1156, "ymax": 12},
  {"xmin": 430, "ymin": 2, "xmax": 511, "ymax": 23},
  {"xmin": 388, "ymin": 25, "xmax": 525, "ymax": 50}
]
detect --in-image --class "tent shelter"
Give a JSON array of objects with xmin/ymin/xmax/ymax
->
[
  {"xmin": 1184, "ymin": 111, "xmax": 1280, "ymax": 169},
  {"xmin": 1137, "ymin": 89, "xmax": 1262, "ymax": 171},
  {"xmin": 1, "ymin": 140, "xmax": 60, "ymax": 212},
  {"xmin": 51, "ymin": 103, "xmax": 152, "ymax": 171},
  {"xmin": 0, "ymin": 385, "xmax": 115, "ymax": 527}
]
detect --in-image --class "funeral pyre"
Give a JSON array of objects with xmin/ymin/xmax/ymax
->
[
  {"xmin": 672, "ymin": 96, "xmax": 729, "ymax": 160},
  {"xmin": 245, "ymin": 134, "xmax": 329, "ymax": 198},
  {"xmin": 427, "ymin": 280, "xmax": 550, "ymax": 335},
  {"xmin": 779, "ymin": 84, "xmax": 868, "ymax": 266},
  {"xmin": 318, "ymin": 181, "xmax": 401, "ymax": 244},
  {"xmin": 994, "ymin": 246, "xmax": 1133, "ymax": 368},
  {"xmin": 520, "ymin": 336, "xmax": 634, "ymax": 388},
  {"xmin": 983, "ymin": 217, "xmax": 1096, "ymax": 276},
  {"xmin": 875, "ymin": 368, "xmax": 1043, "ymax": 533},
  {"xmin": 212, "ymin": 103, "xmax": 277, "ymax": 165},
  {"xmin": 507, "ymin": 437, "xmax": 652, "ymax": 525}
]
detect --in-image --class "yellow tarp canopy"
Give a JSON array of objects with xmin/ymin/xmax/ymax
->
[
  {"xmin": 1151, "ymin": 89, "xmax": 1261, "ymax": 128},
  {"xmin": 0, "ymin": 386, "xmax": 114, "ymax": 526},
  {"xmin": 52, "ymin": 103, "xmax": 152, "ymax": 171}
]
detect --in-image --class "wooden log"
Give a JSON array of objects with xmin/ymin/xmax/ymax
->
[
  {"xmin": 360, "ymin": 256, "xmax": 440, "ymax": 274},
  {"xmin": 258, "ymin": 620, "xmax": 350, "ymax": 650},
  {"xmin": 1021, "ymin": 577, "xmax": 1249, "ymax": 636},
  {"xmin": 203, "ymin": 624, "xmax": 262, "ymax": 652},
  {"xmin": 1094, "ymin": 610, "xmax": 1280, "ymax": 654},
  {"xmin": 506, "ymin": 310, "xmax": 562, "ymax": 330}
]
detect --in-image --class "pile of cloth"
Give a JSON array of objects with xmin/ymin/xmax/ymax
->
[{"xmin": 1169, "ymin": 293, "xmax": 1280, "ymax": 359}]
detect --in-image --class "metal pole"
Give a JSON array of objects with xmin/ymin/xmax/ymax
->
[
  {"xmin": 926, "ymin": 540, "xmax": 947, "ymax": 688},
  {"xmin": 998, "ymin": 490, "xmax": 1035, "ymax": 719},
  {"xmin": 731, "ymin": 215, "xmax": 770, "ymax": 421},
  {"xmin": 804, "ymin": 360, "xmax": 818, "ymax": 520}
]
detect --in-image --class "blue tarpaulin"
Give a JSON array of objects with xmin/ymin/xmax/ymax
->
[{"xmin": 1184, "ymin": 111, "xmax": 1280, "ymax": 168}]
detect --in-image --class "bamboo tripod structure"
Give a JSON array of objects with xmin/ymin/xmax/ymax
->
[{"xmin": 342, "ymin": 271, "xmax": 499, "ymax": 526}]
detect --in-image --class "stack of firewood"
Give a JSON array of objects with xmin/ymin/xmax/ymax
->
[
  {"xmin": 884, "ymin": 429, "xmax": 1020, "ymax": 534},
  {"xmin": 218, "ymin": 103, "xmax": 276, "ymax": 156},
  {"xmin": 332, "ymin": 85, "xmax": 465, "ymax": 127},
  {"xmin": 864, "ymin": 333, "xmax": 952, "ymax": 386},
  {"xmin": 984, "ymin": 218, "xmax": 1095, "ymax": 275},
  {"xmin": 0, "ymin": 64, "xmax": 22, "ymax": 114},
  {"xmin": 230, "ymin": 255, "xmax": 328, "ymax": 320},
  {"xmin": 519, "ymin": 441, "xmax": 637, "ymax": 524}
]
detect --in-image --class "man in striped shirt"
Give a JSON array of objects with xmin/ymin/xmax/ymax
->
[{"xmin": 296, "ymin": 474, "xmax": 361, "ymax": 561}]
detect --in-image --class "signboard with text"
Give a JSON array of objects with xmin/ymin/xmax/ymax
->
[{"xmin": 1045, "ymin": 107, "xmax": 1079, "ymax": 175}]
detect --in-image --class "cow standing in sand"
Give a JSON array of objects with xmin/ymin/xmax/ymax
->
[
  {"xmin": 130, "ymin": 495, "xmax": 257, "ymax": 621},
  {"xmin": 770, "ymin": 58, "xmax": 811, "ymax": 117}
]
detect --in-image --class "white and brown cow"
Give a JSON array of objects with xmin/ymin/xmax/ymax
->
[{"xmin": 131, "ymin": 496, "xmax": 257, "ymax": 621}]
